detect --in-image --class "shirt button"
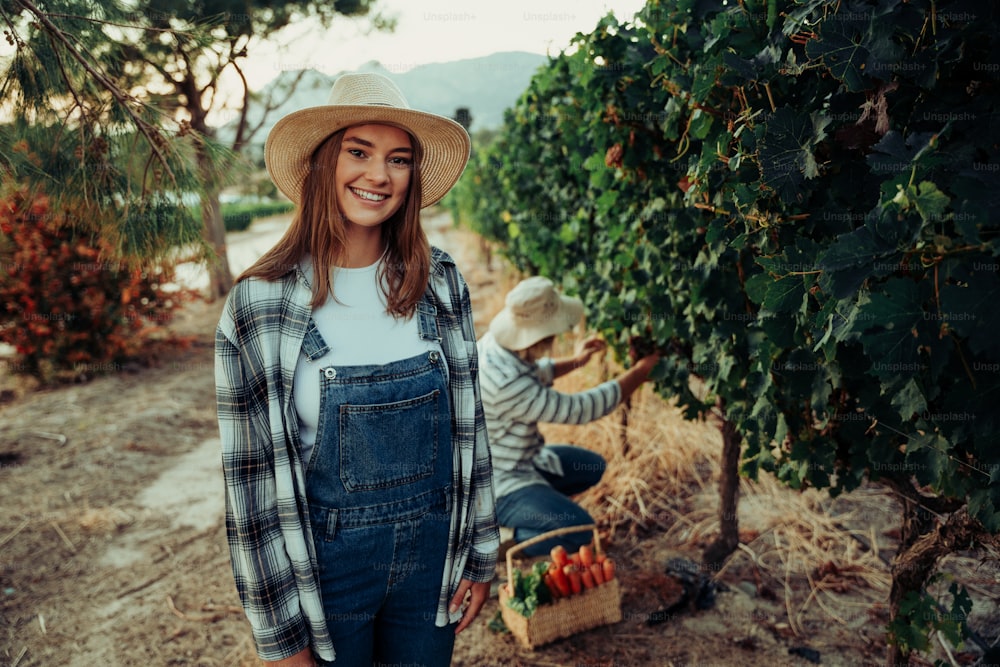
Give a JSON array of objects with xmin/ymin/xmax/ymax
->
[
  {"xmin": 323, "ymin": 367, "xmax": 337, "ymax": 379},
  {"xmin": 429, "ymin": 351, "xmax": 440, "ymax": 363}
]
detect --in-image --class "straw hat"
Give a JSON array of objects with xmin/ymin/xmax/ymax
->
[
  {"xmin": 264, "ymin": 72, "xmax": 471, "ymax": 208},
  {"xmin": 489, "ymin": 277, "xmax": 585, "ymax": 351}
]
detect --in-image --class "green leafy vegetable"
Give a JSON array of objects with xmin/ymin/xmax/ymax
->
[{"xmin": 504, "ymin": 561, "xmax": 552, "ymax": 618}]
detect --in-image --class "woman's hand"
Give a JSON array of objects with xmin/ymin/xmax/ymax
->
[
  {"xmin": 634, "ymin": 351, "xmax": 660, "ymax": 372},
  {"xmin": 616, "ymin": 351, "xmax": 661, "ymax": 401},
  {"xmin": 554, "ymin": 336, "xmax": 606, "ymax": 379},
  {"xmin": 573, "ymin": 336, "xmax": 607, "ymax": 365},
  {"xmin": 450, "ymin": 579, "xmax": 491, "ymax": 635}
]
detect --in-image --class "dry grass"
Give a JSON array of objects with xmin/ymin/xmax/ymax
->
[{"xmin": 77, "ymin": 505, "xmax": 134, "ymax": 534}]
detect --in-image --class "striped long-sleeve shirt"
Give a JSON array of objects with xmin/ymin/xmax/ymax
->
[
  {"xmin": 477, "ymin": 331, "xmax": 622, "ymax": 499},
  {"xmin": 215, "ymin": 247, "xmax": 499, "ymax": 663}
]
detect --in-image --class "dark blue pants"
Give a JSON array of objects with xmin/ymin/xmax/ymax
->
[{"xmin": 495, "ymin": 444, "xmax": 606, "ymax": 556}]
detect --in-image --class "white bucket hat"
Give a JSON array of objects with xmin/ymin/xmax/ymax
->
[
  {"xmin": 489, "ymin": 276, "xmax": 585, "ymax": 351},
  {"xmin": 264, "ymin": 72, "xmax": 471, "ymax": 208}
]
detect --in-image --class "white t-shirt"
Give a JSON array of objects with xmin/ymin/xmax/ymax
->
[{"xmin": 293, "ymin": 257, "xmax": 443, "ymax": 464}]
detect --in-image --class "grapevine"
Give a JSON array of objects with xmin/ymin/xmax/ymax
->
[{"xmin": 450, "ymin": 0, "xmax": 1000, "ymax": 662}]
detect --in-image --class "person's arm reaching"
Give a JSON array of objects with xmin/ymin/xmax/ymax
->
[
  {"xmin": 552, "ymin": 336, "xmax": 607, "ymax": 379},
  {"xmin": 615, "ymin": 353, "xmax": 660, "ymax": 401},
  {"xmin": 527, "ymin": 345, "xmax": 659, "ymax": 426}
]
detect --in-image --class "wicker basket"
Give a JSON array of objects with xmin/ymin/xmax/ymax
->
[{"xmin": 498, "ymin": 524, "xmax": 622, "ymax": 649}]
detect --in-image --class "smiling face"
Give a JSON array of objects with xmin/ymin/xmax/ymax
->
[{"xmin": 334, "ymin": 123, "xmax": 414, "ymax": 231}]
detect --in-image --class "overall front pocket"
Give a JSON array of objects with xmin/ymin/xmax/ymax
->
[{"xmin": 338, "ymin": 389, "xmax": 440, "ymax": 491}]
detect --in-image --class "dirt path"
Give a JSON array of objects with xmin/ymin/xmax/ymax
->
[{"xmin": 1, "ymin": 211, "xmax": 995, "ymax": 667}]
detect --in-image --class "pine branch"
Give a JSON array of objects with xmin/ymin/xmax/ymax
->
[
  {"xmin": 12, "ymin": 0, "xmax": 179, "ymax": 189},
  {"xmin": 33, "ymin": 12, "xmax": 178, "ymax": 34}
]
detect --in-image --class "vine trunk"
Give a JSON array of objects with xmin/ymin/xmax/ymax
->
[
  {"xmin": 886, "ymin": 504, "xmax": 984, "ymax": 665},
  {"xmin": 702, "ymin": 410, "xmax": 741, "ymax": 570}
]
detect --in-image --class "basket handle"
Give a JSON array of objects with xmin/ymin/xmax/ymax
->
[{"xmin": 505, "ymin": 524, "xmax": 602, "ymax": 584}]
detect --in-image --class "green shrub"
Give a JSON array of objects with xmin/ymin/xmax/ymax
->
[
  {"xmin": 185, "ymin": 200, "xmax": 294, "ymax": 232},
  {"xmin": 222, "ymin": 200, "xmax": 294, "ymax": 232}
]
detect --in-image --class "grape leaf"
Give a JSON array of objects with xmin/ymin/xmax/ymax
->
[
  {"xmin": 722, "ymin": 52, "xmax": 759, "ymax": 83},
  {"xmin": 763, "ymin": 275, "xmax": 807, "ymax": 314},
  {"xmin": 911, "ymin": 181, "xmax": 950, "ymax": 223},
  {"xmin": 758, "ymin": 107, "xmax": 830, "ymax": 202},
  {"xmin": 890, "ymin": 377, "xmax": 927, "ymax": 421},
  {"xmin": 940, "ymin": 273, "xmax": 1000, "ymax": 356},
  {"xmin": 805, "ymin": 28, "xmax": 870, "ymax": 91},
  {"xmin": 854, "ymin": 278, "xmax": 928, "ymax": 379},
  {"xmin": 817, "ymin": 225, "xmax": 899, "ymax": 299},
  {"xmin": 867, "ymin": 131, "xmax": 938, "ymax": 176},
  {"xmin": 906, "ymin": 433, "xmax": 953, "ymax": 489}
]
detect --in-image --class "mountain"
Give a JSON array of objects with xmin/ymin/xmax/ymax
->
[{"xmin": 216, "ymin": 51, "xmax": 548, "ymax": 157}]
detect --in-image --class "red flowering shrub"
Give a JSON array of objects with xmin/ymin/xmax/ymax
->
[{"xmin": 0, "ymin": 188, "xmax": 188, "ymax": 382}]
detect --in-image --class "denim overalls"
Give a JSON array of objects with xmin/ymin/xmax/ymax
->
[{"xmin": 301, "ymin": 306, "xmax": 456, "ymax": 666}]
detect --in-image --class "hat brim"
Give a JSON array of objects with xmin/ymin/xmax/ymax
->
[
  {"xmin": 264, "ymin": 105, "xmax": 471, "ymax": 209},
  {"xmin": 489, "ymin": 294, "xmax": 585, "ymax": 351}
]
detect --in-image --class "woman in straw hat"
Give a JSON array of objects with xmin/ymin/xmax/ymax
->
[
  {"xmin": 478, "ymin": 276, "xmax": 659, "ymax": 557},
  {"xmin": 215, "ymin": 72, "xmax": 499, "ymax": 666}
]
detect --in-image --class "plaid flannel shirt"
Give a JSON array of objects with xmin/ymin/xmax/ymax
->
[{"xmin": 215, "ymin": 246, "xmax": 499, "ymax": 662}]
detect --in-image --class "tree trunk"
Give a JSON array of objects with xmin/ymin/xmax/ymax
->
[
  {"xmin": 702, "ymin": 406, "xmax": 741, "ymax": 570},
  {"xmin": 886, "ymin": 505, "xmax": 981, "ymax": 666},
  {"xmin": 200, "ymin": 188, "xmax": 233, "ymax": 300},
  {"xmin": 181, "ymin": 69, "xmax": 233, "ymax": 301},
  {"xmin": 479, "ymin": 236, "xmax": 493, "ymax": 272},
  {"xmin": 197, "ymin": 150, "xmax": 233, "ymax": 301}
]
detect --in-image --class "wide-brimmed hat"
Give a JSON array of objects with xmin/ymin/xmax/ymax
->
[
  {"xmin": 490, "ymin": 276, "xmax": 585, "ymax": 351},
  {"xmin": 264, "ymin": 72, "xmax": 471, "ymax": 208}
]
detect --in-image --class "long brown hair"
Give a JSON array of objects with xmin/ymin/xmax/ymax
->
[{"xmin": 239, "ymin": 126, "xmax": 430, "ymax": 318}]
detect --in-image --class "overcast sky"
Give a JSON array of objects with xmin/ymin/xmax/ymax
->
[{"xmin": 235, "ymin": 0, "xmax": 648, "ymax": 90}]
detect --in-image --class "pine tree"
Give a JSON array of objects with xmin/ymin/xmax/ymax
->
[{"xmin": 1, "ymin": 0, "xmax": 391, "ymax": 297}]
